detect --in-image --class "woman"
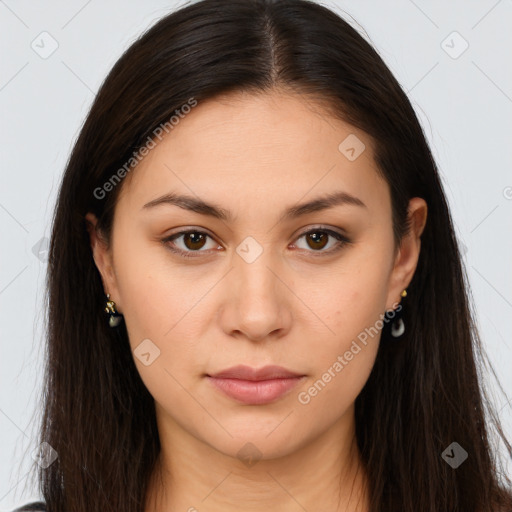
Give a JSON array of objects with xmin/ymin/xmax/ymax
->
[{"xmin": 13, "ymin": 0, "xmax": 512, "ymax": 510}]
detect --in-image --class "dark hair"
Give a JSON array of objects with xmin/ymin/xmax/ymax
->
[{"xmin": 31, "ymin": 0, "xmax": 512, "ymax": 511}]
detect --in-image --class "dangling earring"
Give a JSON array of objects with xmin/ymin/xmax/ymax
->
[
  {"xmin": 390, "ymin": 288, "xmax": 407, "ymax": 338},
  {"xmin": 105, "ymin": 293, "xmax": 123, "ymax": 328}
]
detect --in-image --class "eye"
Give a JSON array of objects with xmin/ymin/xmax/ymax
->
[
  {"xmin": 162, "ymin": 230, "xmax": 221, "ymax": 258},
  {"xmin": 291, "ymin": 227, "xmax": 351, "ymax": 255}
]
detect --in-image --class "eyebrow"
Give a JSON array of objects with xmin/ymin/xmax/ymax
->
[{"xmin": 142, "ymin": 190, "xmax": 367, "ymax": 222}]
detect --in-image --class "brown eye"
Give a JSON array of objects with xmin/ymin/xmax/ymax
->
[
  {"xmin": 293, "ymin": 228, "xmax": 350, "ymax": 255},
  {"xmin": 305, "ymin": 231, "xmax": 329, "ymax": 250},
  {"xmin": 163, "ymin": 230, "xmax": 219, "ymax": 258},
  {"xmin": 182, "ymin": 232, "xmax": 207, "ymax": 250}
]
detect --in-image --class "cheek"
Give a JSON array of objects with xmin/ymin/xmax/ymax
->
[
  {"xmin": 111, "ymin": 239, "xmax": 212, "ymax": 391},
  {"xmin": 294, "ymin": 257, "xmax": 389, "ymax": 413},
  {"xmin": 314, "ymin": 258, "xmax": 390, "ymax": 350},
  {"xmin": 306, "ymin": 299, "xmax": 383, "ymax": 392},
  {"xmin": 112, "ymin": 235, "xmax": 192, "ymax": 339},
  {"xmin": 295, "ymin": 294, "xmax": 383, "ymax": 427}
]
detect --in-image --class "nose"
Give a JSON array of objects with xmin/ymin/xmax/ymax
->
[{"xmin": 218, "ymin": 252, "xmax": 293, "ymax": 343}]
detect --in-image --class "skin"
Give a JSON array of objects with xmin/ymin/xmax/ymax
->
[{"xmin": 86, "ymin": 88, "xmax": 427, "ymax": 512}]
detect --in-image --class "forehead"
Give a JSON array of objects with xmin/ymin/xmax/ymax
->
[{"xmin": 118, "ymin": 89, "xmax": 388, "ymax": 218}]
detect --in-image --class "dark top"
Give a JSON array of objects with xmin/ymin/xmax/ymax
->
[{"xmin": 12, "ymin": 503, "xmax": 46, "ymax": 511}]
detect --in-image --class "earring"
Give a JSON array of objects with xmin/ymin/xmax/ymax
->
[
  {"xmin": 104, "ymin": 293, "xmax": 123, "ymax": 328},
  {"xmin": 390, "ymin": 289, "xmax": 407, "ymax": 338}
]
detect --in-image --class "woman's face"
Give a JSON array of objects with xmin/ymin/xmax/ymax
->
[{"xmin": 87, "ymin": 89, "xmax": 426, "ymax": 460}]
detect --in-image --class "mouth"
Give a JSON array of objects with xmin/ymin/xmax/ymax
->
[{"xmin": 205, "ymin": 365, "xmax": 306, "ymax": 405}]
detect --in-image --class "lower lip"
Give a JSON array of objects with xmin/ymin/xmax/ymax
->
[{"xmin": 206, "ymin": 376, "xmax": 304, "ymax": 405}]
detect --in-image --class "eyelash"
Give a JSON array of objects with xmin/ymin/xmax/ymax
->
[{"xmin": 161, "ymin": 227, "xmax": 351, "ymax": 259}]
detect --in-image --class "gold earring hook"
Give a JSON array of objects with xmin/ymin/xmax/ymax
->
[{"xmin": 105, "ymin": 293, "xmax": 117, "ymax": 314}]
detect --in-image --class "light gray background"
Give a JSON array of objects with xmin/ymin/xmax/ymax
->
[{"xmin": 1, "ymin": 0, "xmax": 511, "ymax": 509}]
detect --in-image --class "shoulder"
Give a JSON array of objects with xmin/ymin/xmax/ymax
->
[{"xmin": 11, "ymin": 502, "xmax": 46, "ymax": 511}]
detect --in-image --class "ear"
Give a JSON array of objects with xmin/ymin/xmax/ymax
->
[
  {"xmin": 85, "ymin": 212, "xmax": 122, "ymax": 311},
  {"xmin": 385, "ymin": 197, "xmax": 428, "ymax": 310}
]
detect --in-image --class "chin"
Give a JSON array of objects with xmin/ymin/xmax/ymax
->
[{"xmin": 200, "ymin": 420, "xmax": 310, "ymax": 462}]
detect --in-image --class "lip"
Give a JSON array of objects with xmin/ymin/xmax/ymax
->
[
  {"xmin": 208, "ymin": 364, "xmax": 303, "ymax": 380},
  {"xmin": 206, "ymin": 365, "xmax": 306, "ymax": 405}
]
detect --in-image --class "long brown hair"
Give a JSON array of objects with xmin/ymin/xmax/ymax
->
[{"xmin": 32, "ymin": 0, "xmax": 512, "ymax": 510}]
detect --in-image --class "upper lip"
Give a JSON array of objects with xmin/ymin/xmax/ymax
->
[{"xmin": 207, "ymin": 365, "xmax": 304, "ymax": 381}]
